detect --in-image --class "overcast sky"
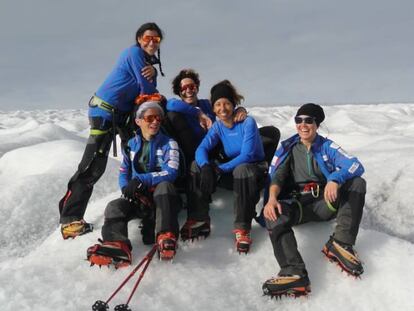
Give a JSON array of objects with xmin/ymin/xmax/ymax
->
[{"xmin": 1, "ymin": 0, "xmax": 413, "ymax": 110}]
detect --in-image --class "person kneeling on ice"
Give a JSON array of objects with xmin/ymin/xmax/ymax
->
[
  {"xmin": 182, "ymin": 80, "xmax": 268, "ymax": 254},
  {"xmin": 87, "ymin": 101, "xmax": 181, "ymax": 266},
  {"xmin": 262, "ymin": 103, "xmax": 367, "ymax": 298}
]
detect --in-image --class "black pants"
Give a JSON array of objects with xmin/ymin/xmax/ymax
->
[
  {"xmin": 265, "ymin": 177, "xmax": 366, "ymax": 276},
  {"xmin": 59, "ymin": 115, "xmax": 132, "ymax": 224},
  {"xmin": 101, "ymin": 181, "xmax": 180, "ymax": 247},
  {"xmin": 187, "ymin": 160, "xmax": 268, "ymax": 230}
]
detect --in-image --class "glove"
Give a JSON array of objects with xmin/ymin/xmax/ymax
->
[
  {"xmin": 122, "ymin": 178, "xmax": 144, "ymax": 201},
  {"xmin": 199, "ymin": 164, "xmax": 218, "ymax": 196}
]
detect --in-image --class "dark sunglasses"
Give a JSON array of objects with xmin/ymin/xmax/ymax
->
[
  {"xmin": 180, "ymin": 83, "xmax": 197, "ymax": 92},
  {"xmin": 294, "ymin": 116, "xmax": 315, "ymax": 124},
  {"xmin": 142, "ymin": 114, "xmax": 163, "ymax": 123}
]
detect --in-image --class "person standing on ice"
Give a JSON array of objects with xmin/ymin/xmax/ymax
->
[
  {"xmin": 87, "ymin": 101, "xmax": 181, "ymax": 265},
  {"xmin": 261, "ymin": 103, "xmax": 367, "ymax": 298},
  {"xmin": 59, "ymin": 22, "xmax": 165, "ymax": 239},
  {"xmin": 182, "ymin": 80, "xmax": 268, "ymax": 254}
]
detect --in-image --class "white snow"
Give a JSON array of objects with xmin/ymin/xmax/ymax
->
[{"xmin": 0, "ymin": 104, "xmax": 413, "ymax": 311}]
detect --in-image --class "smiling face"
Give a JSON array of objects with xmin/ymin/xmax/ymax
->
[
  {"xmin": 180, "ymin": 78, "xmax": 198, "ymax": 105},
  {"xmin": 136, "ymin": 108, "xmax": 162, "ymax": 140},
  {"xmin": 213, "ymin": 98, "xmax": 234, "ymax": 126},
  {"xmin": 295, "ymin": 115, "xmax": 318, "ymax": 145},
  {"xmin": 137, "ymin": 30, "xmax": 161, "ymax": 56}
]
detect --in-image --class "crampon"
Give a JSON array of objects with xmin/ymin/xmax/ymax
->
[
  {"xmin": 92, "ymin": 245, "xmax": 157, "ymax": 311},
  {"xmin": 87, "ymin": 240, "xmax": 131, "ymax": 269},
  {"xmin": 262, "ymin": 275, "xmax": 311, "ymax": 299},
  {"xmin": 157, "ymin": 232, "xmax": 177, "ymax": 261},
  {"xmin": 233, "ymin": 229, "xmax": 251, "ymax": 254},
  {"xmin": 322, "ymin": 237, "xmax": 364, "ymax": 278}
]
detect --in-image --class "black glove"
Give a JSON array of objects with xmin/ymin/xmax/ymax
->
[
  {"xmin": 122, "ymin": 178, "xmax": 144, "ymax": 201},
  {"xmin": 199, "ymin": 164, "xmax": 217, "ymax": 195}
]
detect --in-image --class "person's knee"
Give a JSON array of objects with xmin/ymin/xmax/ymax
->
[
  {"xmin": 233, "ymin": 163, "xmax": 252, "ymax": 179},
  {"xmin": 344, "ymin": 176, "xmax": 366, "ymax": 193},
  {"xmin": 104, "ymin": 198, "xmax": 130, "ymax": 219},
  {"xmin": 154, "ymin": 181, "xmax": 176, "ymax": 197}
]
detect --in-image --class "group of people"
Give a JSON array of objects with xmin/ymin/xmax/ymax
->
[{"xmin": 58, "ymin": 22, "xmax": 367, "ymax": 298}]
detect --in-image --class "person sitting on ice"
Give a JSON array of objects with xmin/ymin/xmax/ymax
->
[
  {"xmin": 182, "ymin": 80, "xmax": 268, "ymax": 254},
  {"xmin": 87, "ymin": 101, "xmax": 181, "ymax": 266},
  {"xmin": 261, "ymin": 103, "xmax": 367, "ymax": 298}
]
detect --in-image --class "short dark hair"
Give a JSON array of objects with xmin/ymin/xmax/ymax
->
[
  {"xmin": 135, "ymin": 22, "xmax": 163, "ymax": 45},
  {"xmin": 171, "ymin": 69, "xmax": 201, "ymax": 96}
]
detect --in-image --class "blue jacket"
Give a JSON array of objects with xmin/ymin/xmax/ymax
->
[
  {"xmin": 166, "ymin": 98, "xmax": 215, "ymax": 142},
  {"xmin": 119, "ymin": 131, "xmax": 180, "ymax": 189},
  {"xmin": 89, "ymin": 45, "xmax": 158, "ymax": 121},
  {"xmin": 269, "ymin": 134, "xmax": 364, "ymax": 185},
  {"xmin": 196, "ymin": 116, "xmax": 265, "ymax": 173}
]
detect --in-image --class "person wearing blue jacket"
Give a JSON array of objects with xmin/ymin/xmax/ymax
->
[
  {"xmin": 165, "ymin": 69, "xmax": 248, "ymax": 165},
  {"xmin": 261, "ymin": 103, "xmax": 367, "ymax": 298},
  {"xmin": 59, "ymin": 23, "xmax": 165, "ymax": 240},
  {"xmin": 87, "ymin": 101, "xmax": 181, "ymax": 266},
  {"xmin": 181, "ymin": 80, "xmax": 268, "ymax": 254}
]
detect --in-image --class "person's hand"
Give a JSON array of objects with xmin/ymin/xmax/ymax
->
[
  {"xmin": 263, "ymin": 197, "xmax": 282, "ymax": 221},
  {"xmin": 199, "ymin": 112, "xmax": 213, "ymax": 130},
  {"xmin": 324, "ymin": 181, "xmax": 339, "ymax": 203},
  {"xmin": 141, "ymin": 65, "xmax": 156, "ymax": 82},
  {"xmin": 199, "ymin": 164, "xmax": 217, "ymax": 195},
  {"xmin": 233, "ymin": 107, "xmax": 247, "ymax": 123},
  {"xmin": 122, "ymin": 178, "xmax": 144, "ymax": 201}
]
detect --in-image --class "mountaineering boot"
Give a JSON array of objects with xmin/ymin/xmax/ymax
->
[
  {"xmin": 233, "ymin": 229, "xmax": 252, "ymax": 254},
  {"xmin": 180, "ymin": 219, "xmax": 211, "ymax": 241},
  {"xmin": 157, "ymin": 232, "xmax": 177, "ymax": 261},
  {"xmin": 87, "ymin": 240, "xmax": 132, "ymax": 268},
  {"xmin": 262, "ymin": 274, "xmax": 311, "ymax": 298},
  {"xmin": 140, "ymin": 216, "xmax": 156, "ymax": 245},
  {"xmin": 322, "ymin": 236, "xmax": 364, "ymax": 277},
  {"xmin": 61, "ymin": 219, "xmax": 93, "ymax": 239}
]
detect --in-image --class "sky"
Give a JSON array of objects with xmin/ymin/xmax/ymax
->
[
  {"xmin": 0, "ymin": 103, "xmax": 413, "ymax": 310},
  {"xmin": 1, "ymin": 0, "xmax": 414, "ymax": 111}
]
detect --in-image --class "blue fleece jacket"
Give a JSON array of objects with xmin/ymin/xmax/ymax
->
[
  {"xmin": 89, "ymin": 45, "xmax": 158, "ymax": 121},
  {"xmin": 196, "ymin": 116, "xmax": 265, "ymax": 173}
]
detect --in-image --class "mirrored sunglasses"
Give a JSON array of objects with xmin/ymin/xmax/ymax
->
[
  {"xmin": 142, "ymin": 114, "xmax": 163, "ymax": 123},
  {"xmin": 180, "ymin": 83, "xmax": 197, "ymax": 92},
  {"xmin": 294, "ymin": 116, "xmax": 315, "ymax": 124},
  {"xmin": 141, "ymin": 35, "xmax": 161, "ymax": 44}
]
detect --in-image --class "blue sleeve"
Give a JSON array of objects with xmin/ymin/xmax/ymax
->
[
  {"xmin": 137, "ymin": 139, "xmax": 180, "ymax": 187},
  {"xmin": 323, "ymin": 141, "xmax": 365, "ymax": 184},
  {"xmin": 218, "ymin": 118, "xmax": 261, "ymax": 173},
  {"xmin": 127, "ymin": 47, "xmax": 158, "ymax": 94},
  {"xmin": 118, "ymin": 146, "xmax": 133, "ymax": 190},
  {"xmin": 198, "ymin": 99, "xmax": 215, "ymax": 120},
  {"xmin": 195, "ymin": 124, "xmax": 221, "ymax": 167},
  {"xmin": 166, "ymin": 98, "xmax": 200, "ymax": 116}
]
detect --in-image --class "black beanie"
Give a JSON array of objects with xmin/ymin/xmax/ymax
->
[
  {"xmin": 296, "ymin": 103, "xmax": 325, "ymax": 126},
  {"xmin": 210, "ymin": 83, "xmax": 235, "ymax": 106}
]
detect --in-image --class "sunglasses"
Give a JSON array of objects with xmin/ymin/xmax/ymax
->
[
  {"xmin": 294, "ymin": 116, "xmax": 315, "ymax": 124},
  {"xmin": 180, "ymin": 83, "xmax": 197, "ymax": 92},
  {"xmin": 142, "ymin": 114, "xmax": 163, "ymax": 123},
  {"xmin": 141, "ymin": 35, "xmax": 161, "ymax": 44}
]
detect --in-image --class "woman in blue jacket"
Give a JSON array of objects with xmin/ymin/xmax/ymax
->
[
  {"xmin": 59, "ymin": 23, "xmax": 165, "ymax": 239},
  {"xmin": 181, "ymin": 80, "xmax": 268, "ymax": 254},
  {"xmin": 87, "ymin": 101, "xmax": 181, "ymax": 266},
  {"xmin": 261, "ymin": 103, "xmax": 367, "ymax": 298}
]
